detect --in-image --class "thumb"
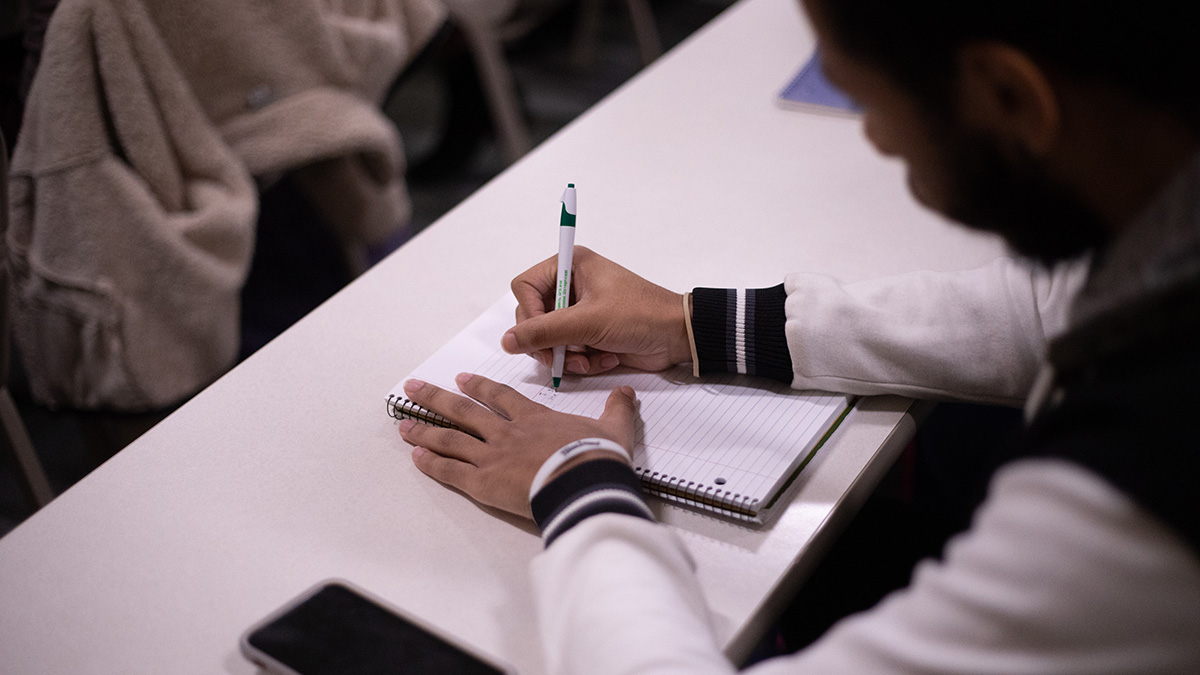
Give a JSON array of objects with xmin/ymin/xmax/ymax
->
[
  {"xmin": 598, "ymin": 386, "xmax": 638, "ymax": 437},
  {"xmin": 503, "ymin": 305, "xmax": 592, "ymax": 354}
]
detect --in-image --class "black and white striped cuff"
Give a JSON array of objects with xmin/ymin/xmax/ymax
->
[
  {"xmin": 691, "ymin": 285, "xmax": 792, "ymax": 383},
  {"xmin": 531, "ymin": 459, "xmax": 655, "ymax": 547}
]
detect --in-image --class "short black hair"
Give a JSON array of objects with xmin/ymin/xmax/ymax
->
[{"xmin": 809, "ymin": 0, "xmax": 1200, "ymax": 127}]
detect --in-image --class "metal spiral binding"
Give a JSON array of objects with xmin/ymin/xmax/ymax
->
[
  {"xmin": 385, "ymin": 394, "xmax": 461, "ymax": 431},
  {"xmin": 632, "ymin": 466, "xmax": 759, "ymax": 521}
]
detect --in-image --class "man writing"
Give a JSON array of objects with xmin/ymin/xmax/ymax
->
[{"xmin": 396, "ymin": 0, "xmax": 1200, "ymax": 670}]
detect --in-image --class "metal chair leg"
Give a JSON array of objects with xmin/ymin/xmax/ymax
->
[
  {"xmin": 574, "ymin": 0, "xmax": 662, "ymax": 69},
  {"xmin": 0, "ymin": 389, "xmax": 53, "ymax": 508},
  {"xmin": 623, "ymin": 0, "xmax": 662, "ymax": 67},
  {"xmin": 456, "ymin": 18, "xmax": 533, "ymax": 163},
  {"xmin": 571, "ymin": 0, "xmax": 605, "ymax": 69}
]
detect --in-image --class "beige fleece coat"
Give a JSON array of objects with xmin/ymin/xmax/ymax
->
[{"xmin": 7, "ymin": 0, "xmax": 444, "ymax": 411}]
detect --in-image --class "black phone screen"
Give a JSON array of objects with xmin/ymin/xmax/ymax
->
[{"xmin": 245, "ymin": 583, "xmax": 506, "ymax": 675}]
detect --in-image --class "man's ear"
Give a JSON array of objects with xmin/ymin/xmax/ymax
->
[{"xmin": 955, "ymin": 42, "xmax": 1061, "ymax": 156}]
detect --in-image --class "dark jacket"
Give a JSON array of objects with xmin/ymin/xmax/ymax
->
[{"xmin": 1020, "ymin": 274, "xmax": 1200, "ymax": 555}]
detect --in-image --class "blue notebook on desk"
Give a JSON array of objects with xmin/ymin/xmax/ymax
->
[{"xmin": 778, "ymin": 49, "xmax": 862, "ymax": 117}]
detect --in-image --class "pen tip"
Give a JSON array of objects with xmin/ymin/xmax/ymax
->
[{"xmin": 552, "ymin": 377, "xmax": 561, "ymax": 390}]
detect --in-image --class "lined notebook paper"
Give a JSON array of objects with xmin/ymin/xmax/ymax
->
[{"xmin": 386, "ymin": 296, "xmax": 852, "ymax": 525}]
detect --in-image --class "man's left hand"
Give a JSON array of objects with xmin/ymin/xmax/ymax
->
[{"xmin": 398, "ymin": 373, "xmax": 638, "ymax": 518}]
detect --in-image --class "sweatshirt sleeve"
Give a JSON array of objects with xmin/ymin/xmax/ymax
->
[
  {"xmin": 531, "ymin": 461, "xmax": 1200, "ymax": 675},
  {"xmin": 531, "ymin": 514, "xmax": 738, "ymax": 675},
  {"xmin": 690, "ymin": 258, "xmax": 1087, "ymax": 406}
]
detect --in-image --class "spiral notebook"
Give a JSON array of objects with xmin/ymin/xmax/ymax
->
[{"xmin": 385, "ymin": 296, "xmax": 852, "ymax": 525}]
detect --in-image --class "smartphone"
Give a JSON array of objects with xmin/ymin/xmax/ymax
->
[{"xmin": 240, "ymin": 580, "xmax": 514, "ymax": 675}]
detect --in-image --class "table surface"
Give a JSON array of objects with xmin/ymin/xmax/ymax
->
[{"xmin": 0, "ymin": 0, "xmax": 1006, "ymax": 672}]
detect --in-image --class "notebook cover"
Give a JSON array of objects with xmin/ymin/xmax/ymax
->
[{"xmin": 778, "ymin": 49, "xmax": 862, "ymax": 117}]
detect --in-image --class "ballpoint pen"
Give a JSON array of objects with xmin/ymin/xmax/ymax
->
[{"xmin": 551, "ymin": 183, "xmax": 577, "ymax": 390}]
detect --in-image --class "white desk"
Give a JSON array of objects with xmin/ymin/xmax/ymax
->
[{"xmin": 0, "ymin": 0, "xmax": 1005, "ymax": 672}]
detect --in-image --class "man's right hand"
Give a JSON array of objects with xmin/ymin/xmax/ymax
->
[{"xmin": 504, "ymin": 246, "xmax": 692, "ymax": 375}]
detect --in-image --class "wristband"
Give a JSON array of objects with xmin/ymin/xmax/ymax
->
[
  {"xmin": 528, "ymin": 437, "xmax": 632, "ymax": 501},
  {"xmin": 683, "ymin": 291, "xmax": 700, "ymax": 378}
]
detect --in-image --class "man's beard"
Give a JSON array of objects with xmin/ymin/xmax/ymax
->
[{"xmin": 934, "ymin": 129, "xmax": 1110, "ymax": 266}]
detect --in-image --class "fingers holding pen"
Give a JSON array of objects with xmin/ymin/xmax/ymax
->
[
  {"xmin": 510, "ymin": 254, "xmax": 558, "ymax": 324},
  {"xmin": 502, "ymin": 304, "xmax": 608, "ymax": 376},
  {"xmin": 510, "ymin": 246, "xmax": 604, "ymax": 326},
  {"xmin": 505, "ymin": 246, "xmax": 691, "ymax": 376},
  {"xmin": 508, "ymin": 256, "xmax": 557, "ymax": 368},
  {"xmin": 507, "ymin": 246, "xmax": 615, "ymax": 373},
  {"xmin": 574, "ymin": 350, "xmax": 622, "ymax": 375}
]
